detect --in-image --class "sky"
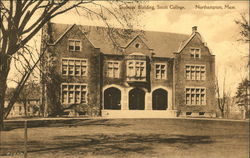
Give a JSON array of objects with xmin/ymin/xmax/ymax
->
[{"xmin": 8, "ymin": 1, "xmax": 249, "ymax": 95}]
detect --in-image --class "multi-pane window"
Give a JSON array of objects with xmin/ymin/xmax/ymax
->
[
  {"xmin": 186, "ymin": 88, "xmax": 206, "ymax": 105},
  {"xmin": 61, "ymin": 83, "xmax": 87, "ymax": 104},
  {"xmin": 62, "ymin": 58, "xmax": 87, "ymax": 76},
  {"xmin": 155, "ymin": 63, "xmax": 167, "ymax": 79},
  {"xmin": 107, "ymin": 61, "xmax": 120, "ymax": 78},
  {"xmin": 127, "ymin": 60, "xmax": 146, "ymax": 81},
  {"xmin": 185, "ymin": 65, "xmax": 205, "ymax": 80},
  {"xmin": 190, "ymin": 48, "xmax": 201, "ymax": 58},
  {"xmin": 69, "ymin": 40, "xmax": 81, "ymax": 51}
]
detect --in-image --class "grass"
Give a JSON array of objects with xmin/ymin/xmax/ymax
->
[{"xmin": 0, "ymin": 119, "xmax": 249, "ymax": 158}]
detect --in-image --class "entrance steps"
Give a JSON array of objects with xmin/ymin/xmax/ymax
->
[{"xmin": 101, "ymin": 110, "xmax": 178, "ymax": 118}]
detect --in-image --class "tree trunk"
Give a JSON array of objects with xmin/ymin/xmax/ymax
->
[
  {"xmin": 0, "ymin": 54, "xmax": 11, "ymax": 130},
  {"xmin": 0, "ymin": 79, "xmax": 7, "ymax": 130},
  {"xmin": 23, "ymin": 100, "xmax": 27, "ymax": 117},
  {"xmin": 220, "ymin": 109, "xmax": 224, "ymax": 118}
]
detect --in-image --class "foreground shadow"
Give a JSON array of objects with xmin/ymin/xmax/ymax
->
[
  {"xmin": 21, "ymin": 134, "xmax": 213, "ymax": 156},
  {"xmin": 4, "ymin": 119, "xmax": 130, "ymax": 131}
]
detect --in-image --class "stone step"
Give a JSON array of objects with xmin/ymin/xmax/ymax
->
[{"xmin": 101, "ymin": 110, "xmax": 178, "ymax": 118}]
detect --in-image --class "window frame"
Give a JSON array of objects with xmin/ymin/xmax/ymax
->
[
  {"xmin": 185, "ymin": 64, "xmax": 206, "ymax": 81},
  {"xmin": 68, "ymin": 39, "xmax": 82, "ymax": 52},
  {"xmin": 61, "ymin": 83, "xmax": 88, "ymax": 105},
  {"xmin": 61, "ymin": 58, "xmax": 87, "ymax": 77},
  {"xmin": 106, "ymin": 60, "xmax": 120, "ymax": 78},
  {"xmin": 126, "ymin": 60, "xmax": 146, "ymax": 81},
  {"xmin": 155, "ymin": 63, "xmax": 167, "ymax": 80},
  {"xmin": 190, "ymin": 48, "xmax": 201, "ymax": 58},
  {"xmin": 185, "ymin": 87, "xmax": 206, "ymax": 106}
]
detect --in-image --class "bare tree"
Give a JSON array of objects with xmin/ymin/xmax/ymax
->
[
  {"xmin": 0, "ymin": 0, "xmax": 142, "ymax": 130},
  {"xmin": 234, "ymin": 13, "xmax": 249, "ymax": 119},
  {"xmin": 235, "ymin": 13, "xmax": 250, "ymax": 67},
  {"xmin": 215, "ymin": 71, "xmax": 231, "ymax": 118}
]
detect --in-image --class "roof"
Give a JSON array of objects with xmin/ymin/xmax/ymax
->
[{"xmin": 47, "ymin": 23, "xmax": 190, "ymax": 58}]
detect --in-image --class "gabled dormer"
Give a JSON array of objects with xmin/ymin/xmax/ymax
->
[
  {"xmin": 123, "ymin": 35, "xmax": 153, "ymax": 56},
  {"xmin": 47, "ymin": 24, "xmax": 98, "ymax": 58},
  {"xmin": 175, "ymin": 26, "xmax": 213, "ymax": 59}
]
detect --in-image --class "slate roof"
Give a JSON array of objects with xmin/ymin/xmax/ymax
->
[{"xmin": 47, "ymin": 23, "xmax": 190, "ymax": 58}]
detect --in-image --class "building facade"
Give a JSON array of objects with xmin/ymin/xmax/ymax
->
[{"xmin": 40, "ymin": 23, "xmax": 216, "ymax": 118}]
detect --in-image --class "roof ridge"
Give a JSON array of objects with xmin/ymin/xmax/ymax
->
[
  {"xmin": 47, "ymin": 22, "xmax": 191, "ymax": 58},
  {"xmin": 49, "ymin": 22, "xmax": 189, "ymax": 36}
]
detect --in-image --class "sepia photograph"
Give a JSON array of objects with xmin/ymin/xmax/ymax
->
[{"xmin": 0, "ymin": 0, "xmax": 249, "ymax": 158}]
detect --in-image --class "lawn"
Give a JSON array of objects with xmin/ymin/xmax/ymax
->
[{"xmin": 0, "ymin": 118, "xmax": 249, "ymax": 158}]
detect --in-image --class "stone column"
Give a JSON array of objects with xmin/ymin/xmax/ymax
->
[
  {"xmin": 145, "ymin": 92, "xmax": 152, "ymax": 110},
  {"xmin": 122, "ymin": 88, "xmax": 129, "ymax": 110},
  {"xmin": 168, "ymin": 89, "xmax": 173, "ymax": 110}
]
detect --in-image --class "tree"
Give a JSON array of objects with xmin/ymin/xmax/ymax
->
[
  {"xmin": 234, "ymin": 13, "xmax": 249, "ymax": 119},
  {"xmin": 235, "ymin": 79, "xmax": 250, "ymax": 119},
  {"xmin": 235, "ymin": 13, "xmax": 250, "ymax": 67},
  {"xmin": 215, "ymin": 71, "xmax": 231, "ymax": 118},
  {"xmin": 0, "ymin": 0, "xmax": 142, "ymax": 130},
  {"xmin": 18, "ymin": 81, "xmax": 40, "ymax": 117},
  {"xmin": 235, "ymin": 13, "xmax": 250, "ymax": 43},
  {"xmin": 5, "ymin": 81, "xmax": 40, "ymax": 117}
]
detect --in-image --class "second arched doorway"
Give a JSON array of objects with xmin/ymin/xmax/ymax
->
[{"xmin": 129, "ymin": 88, "xmax": 145, "ymax": 110}]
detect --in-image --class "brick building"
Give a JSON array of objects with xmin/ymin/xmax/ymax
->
[{"xmin": 40, "ymin": 22, "xmax": 216, "ymax": 118}]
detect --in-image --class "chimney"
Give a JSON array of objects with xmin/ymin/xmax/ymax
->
[{"xmin": 192, "ymin": 26, "xmax": 197, "ymax": 33}]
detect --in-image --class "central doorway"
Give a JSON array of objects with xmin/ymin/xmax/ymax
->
[{"xmin": 129, "ymin": 88, "xmax": 145, "ymax": 110}]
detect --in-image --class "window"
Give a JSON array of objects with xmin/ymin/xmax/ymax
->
[
  {"xmin": 186, "ymin": 88, "xmax": 206, "ymax": 105},
  {"xmin": 155, "ymin": 63, "xmax": 167, "ymax": 79},
  {"xmin": 185, "ymin": 65, "xmax": 206, "ymax": 80},
  {"xmin": 190, "ymin": 48, "xmax": 200, "ymax": 58},
  {"xmin": 61, "ymin": 83, "xmax": 87, "ymax": 104},
  {"xmin": 127, "ymin": 60, "xmax": 146, "ymax": 81},
  {"xmin": 135, "ymin": 43, "xmax": 140, "ymax": 48},
  {"xmin": 62, "ymin": 58, "xmax": 87, "ymax": 76},
  {"xmin": 199, "ymin": 112, "xmax": 205, "ymax": 116},
  {"xmin": 107, "ymin": 61, "xmax": 120, "ymax": 78},
  {"xmin": 69, "ymin": 40, "xmax": 81, "ymax": 51},
  {"xmin": 186, "ymin": 112, "xmax": 192, "ymax": 116}
]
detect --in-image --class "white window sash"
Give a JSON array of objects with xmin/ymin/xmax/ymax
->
[
  {"xmin": 186, "ymin": 87, "xmax": 206, "ymax": 105},
  {"xmin": 107, "ymin": 61, "xmax": 120, "ymax": 78},
  {"xmin": 185, "ymin": 65, "xmax": 206, "ymax": 81},
  {"xmin": 61, "ymin": 58, "xmax": 87, "ymax": 76},
  {"xmin": 61, "ymin": 83, "xmax": 88, "ymax": 104},
  {"xmin": 155, "ymin": 63, "xmax": 167, "ymax": 79}
]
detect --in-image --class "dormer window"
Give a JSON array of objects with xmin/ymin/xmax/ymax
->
[
  {"xmin": 135, "ymin": 43, "xmax": 140, "ymax": 48},
  {"xmin": 69, "ymin": 39, "xmax": 81, "ymax": 51},
  {"xmin": 190, "ymin": 48, "xmax": 200, "ymax": 58}
]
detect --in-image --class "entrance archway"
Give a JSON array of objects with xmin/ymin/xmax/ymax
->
[
  {"xmin": 104, "ymin": 87, "xmax": 121, "ymax": 110},
  {"xmin": 152, "ymin": 89, "xmax": 168, "ymax": 110},
  {"xmin": 129, "ymin": 88, "xmax": 145, "ymax": 110}
]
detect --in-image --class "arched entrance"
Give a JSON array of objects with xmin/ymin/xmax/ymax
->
[
  {"xmin": 129, "ymin": 88, "xmax": 145, "ymax": 110},
  {"xmin": 104, "ymin": 87, "xmax": 121, "ymax": 110},
  {"xmin": 152, "ymin": 89, "xmax": 168, "ymax": 110}
]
